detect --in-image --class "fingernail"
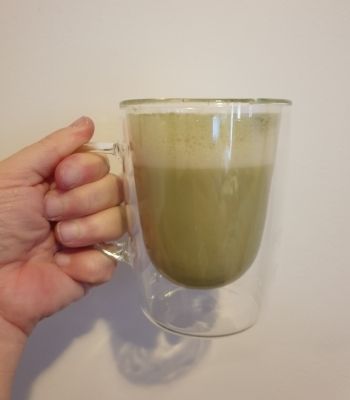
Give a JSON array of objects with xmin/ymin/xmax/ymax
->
[
  {"xmin": 45, "ymin": 195, "xmax": 64, "ymax": 220},
  {"xmin": 57, "ymin": 221, "xmax": 80, "ymax": 243},
  {"xmin": 70, "ymin": 116, "xmax": 89, "ymax": 128},
  {"xmin": 55, "ymin": 252, "xmax": 71, "ymax": 267}
]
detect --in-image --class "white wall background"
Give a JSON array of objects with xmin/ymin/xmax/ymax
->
[{"xmin": 1, "ymin": 0, "xmax": 349, "ymax": 399}]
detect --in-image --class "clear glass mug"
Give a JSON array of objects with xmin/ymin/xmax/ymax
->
[{"xmin": 89, "ymin": 98, "xmax": 291, "ymax": 338}]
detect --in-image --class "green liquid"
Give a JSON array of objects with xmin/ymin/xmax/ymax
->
[
  {"xmin": 134, "ymin": 165, "xmax": 272, "ymax": 288},
  {"xmin": 129, "ymin": 112, "xmax": 278, "ymax": 288}
]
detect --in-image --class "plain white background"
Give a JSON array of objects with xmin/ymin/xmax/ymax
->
[{"xmin": 1, "ymin": 0, "xmax": 349, "ymax": 399}]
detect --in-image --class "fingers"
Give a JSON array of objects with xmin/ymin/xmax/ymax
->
[
  {"xmin": 3, "ymin": 116, "xmax": 95, "ymax": 185},
  {"xmin": 55, "ymin": 248, "xmax": 116, "ymax": 285},
  {"xmin": 44, "ymin": 146, "xmax": 126, "ymax": 252},
  {"xmin": 54, "ymin": 152, "xmax": 110, "ymax": 191},
  {"xmin": 55, "ymin": 207, "xmax": 126, "ymax": 247},
  {"xmin": 45, "ymin": 173, "xmax": 123, "ymax": 220}
]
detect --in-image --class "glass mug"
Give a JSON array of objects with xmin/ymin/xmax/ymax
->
[{"xmin": 89, "ymin": 98, "xmax": 291, "ymax": 338}]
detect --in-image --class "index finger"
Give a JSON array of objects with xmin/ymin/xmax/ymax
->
[{"xmin": 54, "ymin": 152, "xmax": 110, "ymax": 190}]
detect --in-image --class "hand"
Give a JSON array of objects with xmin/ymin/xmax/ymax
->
[{"xmin": 0, "ymin": 117, "xmax": 125, "ymax": 337}]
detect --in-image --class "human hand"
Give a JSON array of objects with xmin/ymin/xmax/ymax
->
[{"xmin": 0, "ymin": 117, "xmax": 125, "ymax": 337}]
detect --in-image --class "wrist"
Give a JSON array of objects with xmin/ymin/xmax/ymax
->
[{"xmin": 0, "ymin": 317, "xmax": 27, "ymax": 400}]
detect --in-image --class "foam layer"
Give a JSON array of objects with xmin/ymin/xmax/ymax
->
[{"xmin": 128, "ymin": 113, "xmax": 280, "ymax": 168}]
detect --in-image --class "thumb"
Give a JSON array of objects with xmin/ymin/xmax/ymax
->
[{"xmin": 1, "ymin": 117, "xmax": 95, "ymax": 185}]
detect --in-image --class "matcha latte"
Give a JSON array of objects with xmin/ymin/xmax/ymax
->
[{"xmin": 128, "ymin": 112, "xmax": 279, "ymax": 288}]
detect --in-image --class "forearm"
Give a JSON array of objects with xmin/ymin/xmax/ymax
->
[{"xmin": 0, "ymin": 318, "xmax": 27, "ymax": 400}]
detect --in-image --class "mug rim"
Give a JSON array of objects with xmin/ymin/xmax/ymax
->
[{"xmin": 120, "ymin": 98, "xmax": 292, "ymax": 107}]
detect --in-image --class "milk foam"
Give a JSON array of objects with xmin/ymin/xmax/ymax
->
[{"xmin": 129, "ymin": 113, "xmax": 279, "ymax": 169}]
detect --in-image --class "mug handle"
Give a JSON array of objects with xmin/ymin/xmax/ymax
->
[{"xmin": 80, "ymin": 141, "xmax": 133, "ymax": 266}]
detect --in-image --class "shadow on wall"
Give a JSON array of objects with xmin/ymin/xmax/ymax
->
[{"xmin": 12, "ymin": 263, "xmax": 210, "ymax": 398}]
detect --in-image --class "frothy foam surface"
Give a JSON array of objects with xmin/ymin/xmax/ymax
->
[{"xmin": 129, "ymin": 113, "xmax": 280, "ymax": 168}]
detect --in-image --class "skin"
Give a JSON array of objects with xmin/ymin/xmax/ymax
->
[{"xmin": 0, "ymin": 117, "xmax": 125, "ymax": 400}]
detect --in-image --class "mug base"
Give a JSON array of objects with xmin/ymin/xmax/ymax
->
[{"xmin": 141, "ymin": 284, "xmax": 259, "ymax": 338}]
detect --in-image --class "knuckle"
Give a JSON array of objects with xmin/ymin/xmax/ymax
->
[{"xmin": 84, "ymin": 259, "xmax": 114, "ymax": 284}]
